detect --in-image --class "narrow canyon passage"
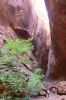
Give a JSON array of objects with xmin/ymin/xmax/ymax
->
[
  {"xmin": 0, "ymin": 0, "xmax": 66, "ymax": 81},
  {"xmin": 0, "ymin": 0, "xmax": 66, "ymax": 100}
]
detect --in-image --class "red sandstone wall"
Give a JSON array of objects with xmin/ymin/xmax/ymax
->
[{"xmin": 45, "ymin": 0, "xmax": 66, "ymax": 78}]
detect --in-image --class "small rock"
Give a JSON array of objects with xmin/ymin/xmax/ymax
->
[
  {"xmin": 39, "ymin": 90, "xmax": 46, "ymax": 96},
  {"xmin": 49, "ymin": 87, "xmax": 58, "ymax": 94}
]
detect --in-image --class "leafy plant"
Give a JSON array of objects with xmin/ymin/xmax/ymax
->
[
  {"xmin": 0, "ymin": 38, "xmax": 33, "ymax": 66},
  {"xmin": 28, "ymin": 68, "xmax": 44, "ymax": 96},
  {"xmin": 0, "ymin": 38, "xmax": 45, "ymax": 99},
  {"xmin": 0, "ymin": 72, "xmax": 28, "ymax": 100},
  {"xmin": 0, "ymin": 68, "xmax": 44, "ymax": 99},
  {"xmin": 0, "ymin": 72, "xmax": 27, "ymax": 92}
]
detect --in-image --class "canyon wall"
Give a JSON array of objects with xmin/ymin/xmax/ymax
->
[
  {"xmin": 45, "ymin": 0, "xmax": 66, "ymax": 78},
  {"xmin": 0, "ymin": 0, "xmax": 50, "ymax": 72}
]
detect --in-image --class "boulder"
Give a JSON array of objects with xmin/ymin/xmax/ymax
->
[
  {"xmin": 57, "ymin": 81, "xmax": 66, "ymax": 95},
  {"xmin": 60, "ymin": 95, "xmax": 66, "ymax": 100},
  {"xmin": 39, "ymin": 90, "xmax": 46, "ymax": 96}
]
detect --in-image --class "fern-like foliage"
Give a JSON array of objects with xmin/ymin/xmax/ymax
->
[
  {"xmin": 0, "ymin": 38, "xmax": 33, "ymax": 66},
  {"xmin": 0, "ymin": 72, "xmax": 27, "ymax": 92},
  {"xmin": 0, "ymin": 72, "xmax": 28, "ymax": 100},
  {"xmin": 0, "ymin": 38, "xmax": 45, "ymax": 99},
  {"xmin": 28, "ymin": 68, "xmax": 44, "ymax": 96}
]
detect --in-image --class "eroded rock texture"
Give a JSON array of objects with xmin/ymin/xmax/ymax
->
[
  {"xmin": 45, "ymin": 0, "xmax": 66, "ymax": 78},
  {"xmin": 0, "ymin": 0, "xmax": 50, "ymax": 72},
  {"xmin": 0, "ymin": 0, "xmax": 35, "ymax": 37}
]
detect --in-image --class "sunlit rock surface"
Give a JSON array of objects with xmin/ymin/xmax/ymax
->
[{"xmin": 30, "ymin": 0, "xmax": 50, "ymax": 72}]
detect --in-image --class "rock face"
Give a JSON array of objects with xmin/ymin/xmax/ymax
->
[
  {"xmin": 30, "ymin": 0, "xmax": 50, "ymax": 72},
  {"xmin": 45, "ymin": 0, "xmax": 66, "ymax": 78},
  {"xmin": 0, "ymin": 0, "xmax": 50, "ymax": 72},
  {"xmin": 0, "ymin": 0, "xmax": 35, "ymax": 37}
]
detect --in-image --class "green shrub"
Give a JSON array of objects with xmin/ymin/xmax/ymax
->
[
  {"xmin": 0, "ymin": 38, "xmax": 33, "ymax": 66},
  {"xmin": 28, "ymin": 68, "xmax": 44, "ymax": 96},
  {"xmin": 0, "ymin": 38, "xmax": 45, "ymax": 99},
  {"xmin": 0, "ymin": 72, "xmax": 27, "ymax": 92},
  {"xmin": 0, "ymin": 72, "xmax": 28, "ymax": 99},
  {"xmin": 0, "ymin": 68, "xmax": 44, "ymax": 99}
]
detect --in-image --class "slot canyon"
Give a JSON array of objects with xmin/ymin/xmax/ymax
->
[{"xmin": 0, "ymin": 0, "xmax": 66, "ymax": 99}]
